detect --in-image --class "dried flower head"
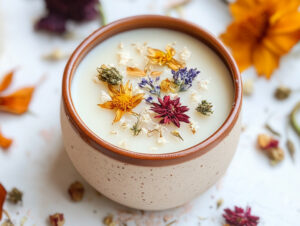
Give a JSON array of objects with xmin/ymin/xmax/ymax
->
[
  {"xmin": 172, "ymin": 67, "xmax": 200, "ymax": 92},
  {"xmin": 147, "ymin": 46, "xmax": 184, "ymax": 71},
  {"xmin": 196, "ymin": 100, "xmax": 213, "ymax": 116},
  {"xmin": 0, "ymin": 183, "xmax": 6, "ymax": 220},
  {"xmin": 220, "ymin": 0, "xmax": 300, "ymax": 78},
  {"xmin": 160, "ymin": 78, "xmax": 177, "ymax": 93},
  {"xmin": 274, "ymin": 85, "xmax": 291, "ymax": 100},
  {"xmin": 97, "ymin": 65, "xmax": 123, "ymax": 86},
  {"xmin": 68, "ymin": 181, "xmax": 84, "ymax": 202},
  {"xmin": 171, "ymin": 130, "xmax": 184, "ymax": 141},
  {"xmin": 35, "ymin": 0, "xmax": 99, "ymax": 33},
  {"xmin": 151, "ymin": 96, "xmax": 190, "ymax": 128},
  {"xmin": 49, "ymin": 213, "xmax": 65, "ymax": 226},
  {"xmin": 99, "ymin": 81, "xmax": 144, "ymax": 123},
  {"xmin": 138, "ymin": 76, "xmax": 161, "ymax": 97},
  {"xmin": 7, "ymin": 188, "xmax": 23, "ymax": 204},
  {"xmin": 223, "ymin": 206, "xmax": 259, "ymax": 226}
]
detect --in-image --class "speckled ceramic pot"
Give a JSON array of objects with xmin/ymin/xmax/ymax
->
[{"xmin": 60, "ymin": 15, "xmax": 242, "ymax": 210}]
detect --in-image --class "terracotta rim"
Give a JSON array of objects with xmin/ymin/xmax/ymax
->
[{"xmin": 62, "ymin": 15, "xmax": 242, "ymax": 166}]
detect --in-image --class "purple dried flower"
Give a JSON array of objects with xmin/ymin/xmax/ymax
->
[
  {"xmin": 172, "ymin": 67, "xmax": 200, "ymax": 91},
  {"xmin": 223, "ymin": 206, "xmax": 259, "ymax": 226},
  {"xmin": 150, "ymin": 95, "xmax": 190, "ymax": 127},
  {"xmin": 145, "ymin": 96, "xmax": 153, "ymax": 104},
  {"xmin": 35, "ymin": 0, "xmax": 99, "ymax": 33},
  {"xmin": 138, "ymin": 76, "xmax": 161, "ymax": 97}
]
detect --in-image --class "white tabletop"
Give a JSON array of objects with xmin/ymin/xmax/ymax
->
[{"xmin": 0, "ymin": 0, "xmax": 300, "ymax": 225}]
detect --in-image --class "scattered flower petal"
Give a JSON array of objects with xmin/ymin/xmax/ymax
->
[
  {"xmin": 0, "ymin": 131, "xmax": 13, "ymax": 150},
  {"xmin": 0, "ymin": 71, "xmax": 14, "ymax": 92},
  {"xmin": 49, "ymin": 213, "xmax": 65, "ymax": 226},
  {"xmin": 126, "ymin": 67, "xmax": 146, "ymax": 77}
]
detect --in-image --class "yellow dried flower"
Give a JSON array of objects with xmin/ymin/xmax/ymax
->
[
  {"xmin": 98, "ymin": 81, "xmax": 144, "ymax": 123},
  {"xmin": 160, "ymin": 78, "xmax": 177, "ymax": 93},
  {"xmin": 147, "ymin": 45, "xmax": 184, "ymax": 71}
]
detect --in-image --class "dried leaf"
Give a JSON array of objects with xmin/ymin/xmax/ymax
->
[
  {"xmin": 0, "ymin": 87, "xmax": 34, "ymax": 114},
  {"xmin": 0, "ymin": 71, "xmax": 14, "ymax": 92},
  {"xmin": 126, "ymin": 67, "xmax": 146, "ymax": 77},
  {"xmin": 286, "ymin": 139, "xmax": 296, "ymax": 162},
  {"xmin": 0, "ymin": 183, "xmax": 7, "ymax": 220},
  {"xmin": 0, "ymin": 131, "xmax": 12, "ymax": 150},
  {"xmin": 290, "ymin": 102, "xmax": 300, "ymax": 137}
]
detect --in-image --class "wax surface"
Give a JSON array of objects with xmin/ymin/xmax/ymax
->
[{"xmin": 72, "ymin": 28, "xmax": 234, "ymax": 154}]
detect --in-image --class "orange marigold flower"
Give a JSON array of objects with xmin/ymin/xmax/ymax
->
[
  {"xmin": 98, "ymin": 81, "xmax": 144, "ymax": 123},
  {"xmin": 147, "ymin": 45, "xmax": 185, "ymax": 71},
  {"xmin": 220, "ymin": 0, "xmax": 300, "ymax": 78}
]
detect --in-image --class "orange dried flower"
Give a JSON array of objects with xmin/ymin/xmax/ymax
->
[
  {"xmin": 126, "ymin": 67, "xmax": 146, "ymax": 77},
  {"xmin": 147, "ymin": 46, "xmax": 185, "ymax": 71},
  {"xmin": 98, "ymin": 81, "xmax": 144, "ymax": 123},
  {"xmin": 160, "ymin": 78, "xmax": 177, "ymax": 93},
  {"xmin": 220, "ymin": 0, "xmax": 300, "ymax": 78},
  {"xmin": 0, "ymin": 71, "xmax": 35, "ymax": 114},
  {"xmin": 0, "ymin": 130, "xmax": 13, "ymax": 150},
  {"xmin": 0, "ymin": 183, "xmax": 6, "ymax": 220}
]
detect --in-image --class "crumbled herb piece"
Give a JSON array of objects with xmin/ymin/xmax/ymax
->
[
  {"xmin": 290, "ymin": 102, "xmax": 300, "ymax": 137},
  {"xmin": 7, "ymin": 188, "xmax": 22, "ymax": 204},
  {"xmin": 274, "ymin": 85, "xmax": 291, "ymax": 100},
  {"xmin": 269, "ymin": 148, "xmax": 284, "ymax": 165},
  {"xmin": 1, "ymin": 219, "xmax": 14, "ymax": 226},
  {"xmin": 165, "ymin": 220, "xmax": 177, "ymax": 226},
  {"xmin": 131, "ymin": 115, "xmax": 142, "ymax": 136},
  {"xmin": 49, "ymin": 213, "xmax": 65, "ymax": 226},
  {"xmin": 286, "ymin": 139, "xmax": 295, "ymax": 162},
  {"xmin": 223, "ymin": 206, "xmax": 259, "ymax": 226},
  {"xmin": 265, "ymin": 123, "xmax": 281, "ymax": 137},
  {"xmin": 216, "ymin": 198, "xmax": 223, "ymax": 209},
  {"xmin": 103, "ymin": 214, "xmax": 115, "ymax": 226},
  {"xmin": 97, "ymin": 65, "xmax": 123, "ymax": 85},
  {"xmin": 172, "ymin": 67, "xmax": 200, "ymax": 92},
  {"xmin": 68, "ymin": 181, "xmax": 84, "ymax": 202},
  {"xmin": 196, "ymin": 100, "xmax": 213, "ymax": 116},
  {"xmin": 171, "ymin": 130, "xmax": 184, "ymax": 141}
]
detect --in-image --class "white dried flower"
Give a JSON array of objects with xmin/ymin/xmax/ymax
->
[
  {"xmin": 117, "ymin": 51, "xmax": 131, "ymax": 66},
  {"xmin": 157, "ymin": 136, "xmax": 168, "ymax": 145},
  {"xmin": 179, "ymin": 46, "xmax": 191, "ymax": 62},
  {"xmin": 110, "ymin": 130, "xmax": 117, "ymax": 135},
  {"xmin": 189, "ymin": 120, "xmax": 199, "ymax": 134},
  {"xmin": 198, "ymin": 79, "xmax": 210, "ymax": 90}
]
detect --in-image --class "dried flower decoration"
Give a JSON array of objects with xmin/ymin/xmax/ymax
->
[
  {"xmin": 130, "ymin": 114, "xmax": 142, "ymax": 136},
  {"xmin": 160, "ymin": 78, "xmax": 177, "ymax": 93},
  {"xmin": 0, "ymin": 130, "xmax": 12, "ymax": 150},
  {"xmin": 126, "ymin": 67, "xmax": 146, "ymax": 77},
  {"xmin": 196, "ymin": 100, "xmax": 213, "ymax": 116},
  {"xmin": 147, "ymin": 46, "xmax": 184, "ymax": 71},
  {"xmin": 49, "ymin": 213, "xmax": 65, "ymax": 226},
  {"xmin": 223, "ymin": 206, "xmax": 259, "ymax": 226},
  {"xmin": 290, "ymin": 102, "xmax": 300, "ymax": 137},
  {"xmin": 172, "ymin": 67, "xmax": 200, "ymax": 92},
  {"xmin": 151, "ymin": 96, "xmax": 190, "ymax": 128},
  {"xmin": 257, "ymin": 134, "xmax": 284, "ymax": 165},
  {"xmin": 0, "ymin": 183, "xmax": 6, "ymax": 220},
  {"xmin": 103, "ymin": 214, "xmax": 115, "ymax": 226},
  {"xmin": 138, "ymin": 76, "xmax": 161, "ymax": 97},
  {"xmin": 7, "ymin": 188, "xmax": 22, "ymax": 204},
  {"xmin": 171, "ymin": 130, "xmax": 184, "ymax": 141},
  {"xmin": 35, "ymin": 0, "xmax": 100, "ymax": 34},
  {"xmin": 97, "ymin": 65, "xmax": 123, "ymax": 86},
  {"xmin": 220, "ymin": 0, "xmax": 300, "ymax": 79},
  {"xmin": 274, "ymin": 85, "xmax": 291, "ymax": 100},
  {"xmin": 99, "ymin": 81, "xmax": 144, "ymax": 123},
  {"xmin": 68, "ymin": 181, "xmax": 84, "ymax": 202}
]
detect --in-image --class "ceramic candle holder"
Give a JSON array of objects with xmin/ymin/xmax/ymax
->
[{"xmin": 61, "ymin": 15, "xmax": 242, "ymax": 210}]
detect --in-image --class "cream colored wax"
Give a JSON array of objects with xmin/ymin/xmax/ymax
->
[{"xmin": 72, "ymin": 28, "xmax": 234, "ymax": 154}]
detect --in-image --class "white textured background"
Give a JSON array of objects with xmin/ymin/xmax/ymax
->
[{"xmin": 0, "ymin": 0, "xmax": 300, "ymax": 225}]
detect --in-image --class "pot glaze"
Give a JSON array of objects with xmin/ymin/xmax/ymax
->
[{"xmin": 60, "ymin": 15, "xmax": 242, "ymax": 210}]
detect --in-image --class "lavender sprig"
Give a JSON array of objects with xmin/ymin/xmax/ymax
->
[
  {"xmin": 172, "ymin": 67, "xmax": 200, "ymax": 92},
  {"xmin": 138, "ymin": 76, "xmax": 161, "ymax": 97}
]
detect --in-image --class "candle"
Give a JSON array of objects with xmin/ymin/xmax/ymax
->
[{"xmin": 71, "ymin": 28, "xmax": 234, "ymax": 154}]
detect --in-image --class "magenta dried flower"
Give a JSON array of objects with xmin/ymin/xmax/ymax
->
[
  {"xmin": 223, "ymin": 206, "xmax": 259, "ymax": 226},
  {"xmin": 35, "ymin": 0, "xmax": 99, "ymax": 33},
  {"xmin": 151, "ymin": 95, "xmax": 190, "ymax": 127}
]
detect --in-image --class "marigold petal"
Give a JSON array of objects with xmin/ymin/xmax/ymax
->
[
  {"xmin": 0, "ymin": 183, "xmax": 6, "ymax": 220},
  {"xmin": 0, "ymin": 87, "xmax": 34, "ymax": 114},
  {"xmin": 113, "ymin": 109, "xmax": 125, "ymax": 123},
  {"xmin": 271, "ymin": 0, "xmax": 300, "ymax": 23},
  {"xmin": 0, "ymin": 71, "xmax": 14, "ymax": 93},
  {"xmin": 0, "ymin": 131, "xmax": 13, "ymax": 150},
  {"xmin": 126, "ymin": 67, "xmax": 146, "ymax": 77},
  {"xmin": 98, "ymin": 101, "xmax": 114, "ymax": 109},
  {"xmin": 230, "ymin": 0, "xmax": 260, "ymax": 20},
  {"xmin": 269, "ymin": 12, "xmax": 300, "ymax": 34},
  {"xmin": 253, "ymin": 44, "xmax": 279, "ymax": 79}
]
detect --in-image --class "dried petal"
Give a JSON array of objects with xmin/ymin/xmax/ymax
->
[
  {"xmin": 223, "ymin": 206, "xmax": 259, "ymax": 226},
  {"xmin": 126, "ymin": 67, "xmax": 146, "ymax": 77},
  {"xmin": 150, "ymin": 71, "xmax": 162, "ymax": 77},
  {"xmin": 49, "ymin": 213, "xmax": 65, "ymax": 226},
  {"xmin": 257, "ymin": 134, "xmax": 278, "ymax": 150},
  {"xmin": 0, "ymin": 87, "xmax": 35, "ymax": 114},
  {"xmin": 0, "ymin": 71, "xmax": 14, "ymax": 92},
  {"xmin": 160, "ymin": 79, "xmax": 177, "ymax": 93},
  {"xmin": 0, "ymin": 183, "xmax": 7, "ymax": 220},
  {"xmin": 0, "ymin": 131, "xmax": 12, "ymax": 150},
  {"xmin": 68, "ymin": 181, "xmax": 84, "ymax": 202}
]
